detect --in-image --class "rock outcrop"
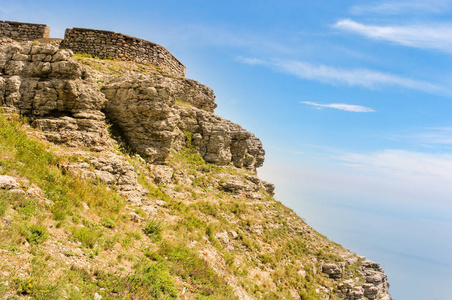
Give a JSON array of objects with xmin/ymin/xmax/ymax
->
[
  {"xmin": 0, "ymin": 174, "xmax": 20, "ymax": 189},
  {"xmin": 327, "ymin": 259, "xmax": 392, "ymax": 300},
  {"xmin": 0, "ymin": 38, "xmax": 263, "ymax": 171},
  {"xmin": 0, "ymin": 38, "xmax": 111, "ymax": 151},
  {"xmin": 177, "ymin": 105, "xmax": 265, "ymax": 171}
]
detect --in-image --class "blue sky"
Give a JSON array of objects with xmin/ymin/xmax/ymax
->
[{"xmin": 2, "ymin": 1, "xmax": 452, "ymax": 299}]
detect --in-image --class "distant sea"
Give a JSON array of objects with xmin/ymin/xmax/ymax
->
[{"xmin": 259, "ymin": 169, "xmax": 452, "ymax": 300}]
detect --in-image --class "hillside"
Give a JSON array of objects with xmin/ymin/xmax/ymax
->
[{"xmin": 0, "ymin": 37, "xmax": 392, "ymax": 299}]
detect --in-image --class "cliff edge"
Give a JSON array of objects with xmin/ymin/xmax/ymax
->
[{"xmin": 0, "ymin": 31, "xmax": 391, "ymax": 300}]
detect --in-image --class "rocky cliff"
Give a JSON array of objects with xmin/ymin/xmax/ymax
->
[{"xmin": 0, "ymin": 37, "xmax": 392, "ymax": 300}]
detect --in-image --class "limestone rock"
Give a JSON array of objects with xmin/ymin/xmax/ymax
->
[
  {"xmin": 1, "ymin": 40, "xmax": 265, "ymax": 172},
  {"xmin": 60, "ymin": 151, "xmax": 146, "ymax": 206},
  {"xmin": 26, "ymin": 185, "xmax": 43, "ymax": 198},
  {"xmin": 129, "ymin": 212, "xmax": 144, "ymax": 223},
  {"xmin": 0, "ymin": 175, "xmax": 20, "ymax": 189},
  {"xmin": 101, "ymin": 74, "xmax": 180, "ymax": 164},
  {"xmin": 215, "ymin": 231, "xmax": 230, "ymax": 245},
  {"xmin": 178, "ymin": 105, "xmax": 265, "ymax": 171},
  {"xmin": 261, "ymin": 180, "xmax": 275, "ymax": 196},
  {"xmin": 322, "ymin": 263, "xmax": 342, "ymax": 279},
  {"xmin": 7, "ymin": 189, "xmax": 26, "ymax": 195},
  {"xmin": 150, "ymin": 165, "xmax": 174, "ymax": 185},
  {"xmin": 0, "ymin": 40, "xmax": 112, "ymax": 151}
]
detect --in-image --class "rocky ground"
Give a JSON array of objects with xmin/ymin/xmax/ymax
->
[{"xmin": 0, "ymin": 38, "xmax": 392, "ymax": 299}]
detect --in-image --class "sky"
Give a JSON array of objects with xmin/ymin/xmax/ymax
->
[{"xmin": 1, "ymin": 0, "xmax": 452, "ymax": 299}]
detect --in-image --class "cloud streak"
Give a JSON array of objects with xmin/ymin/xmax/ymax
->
[
  {"xmin": 350, "ymin": 0, "xmax": 452, "ymax": 15},
  {"xmin": 334, "ymin": 19, "xmax": 452, "ymax": 54},
  {"xmin": 301, "ymin": 101, "xmax": 375, "ymax": 112},
  {"xmin": 277, "ymin": 60, "xmax": 442, "ymax": 91},
  {"xmin": 386, "ymin": 127, "xmax": 452, "ymax": 148},
  {"xmin": 238, "ymin": 57, "xmax": 450, "ymax": 95},
  {"xmin": 338, "ymin": 149, "xmax": 452, "ymax": 184}
]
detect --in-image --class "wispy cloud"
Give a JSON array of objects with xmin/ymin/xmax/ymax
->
[
  {"xmin": 334, "ymin": 19, "xmax": 452, "ymax": 54},
  {"xmin": 338, "ymin": 149, "xmax": 452, "ymax": 184},
  {"xmin": 387, "ymin": 127, "xmax": 452, "ymax": 147},
  {"xmin": 301, "ymin": 101, "xmax": 375, "ymax": 112},
  {"xmin": 351, "ymin": 0, "xmax": 452, "ymax": 15},
  {"xmin": 238, "ymin": 57, "xmax": 449, "ymax": 95},
  {"xmin": 269, "ymin": 142, "xmax": 452, "ymax": 184},
  {"xmin": 416, "ymin": 127, "xmax": 452, "ymax": 145},
  {"xmin": 276, "ymin": 60, "xmax": 449, "ymax": 94}
]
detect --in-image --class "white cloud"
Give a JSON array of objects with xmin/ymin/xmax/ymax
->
[
  {"xmin": 334, "ymin": 19, "xmax": 452, "ymax": 54},
  {"xmin": 264, "ymin": 144, "xmax": 452, "ymax": 207},
  {"xmin": 268, "ymin": 143, "xmax": 452, "ymax": 186},
  {"xmin": 236, "ymin": 57, "xmax": 266, "ymax": 65},
  {"xmin": 301, "ymin": 101, "xmax": 375, "ymax": 112},
  {"xmin": 388, "ymin": 127, "xmax": 452, "ymax": 147},
  {"xmin": 239, "ymin": 57, "xmax": 450, "ymax": 95},
  {"xmin": 275, "ymin": 60, "xmax": 449, "ymax": 95},
  {"xmin": 338, "ymin": 149, "xmax": 452, "ymax": 184},
  {"xmin": 418, "ymin": 127, "xmax": 452, "ymax": 145},
  {"xmin": 351, "ymin": 0, "xmax": 452, "ymax": 15}
]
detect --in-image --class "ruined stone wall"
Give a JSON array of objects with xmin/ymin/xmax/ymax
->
[
  {"xmin": 60, "ymin": 28, "xmax": 186, "ymax": 77},
  {"xmin": 0, "ymin": 21, "xmax": 50, "ymax": 42}
]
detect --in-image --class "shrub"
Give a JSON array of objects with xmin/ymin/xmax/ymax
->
[
  {"xmin": 25, "ymin": 224, "xmax": 48, "ymax": 245},
  {"xmin": 71, "ymin": 227, "xmax": 102, "ymax": 248},
  {"xmin": 100, "ymin": 217, "xmax": 116, "ymax": 229},
  {"xmin": 143, "ymin": 218, "xmax": 163, "ymax": 242}
]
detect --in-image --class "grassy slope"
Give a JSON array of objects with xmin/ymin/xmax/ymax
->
[{"xmin": 0, "ymin": 58, "xmax": 366, "ymax": 299}]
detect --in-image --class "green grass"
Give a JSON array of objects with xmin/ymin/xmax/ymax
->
[
  {"xmin": 159, "ymin": 241, "xmax": 236, "ymax": 299},
  {"xmin": 65, "ymin": 264, "xmax": 177, "ymax": 299},
  {"xmin": 0, "ymin": 113, "xmax": 124, "ymax": 220},
  {"xmin": 24, "ymin": 224, "xmax": 49, "ymax": 245},
  {"xmin": 143, "ymin": 218, "xmax": 163, "ymax": 242}
]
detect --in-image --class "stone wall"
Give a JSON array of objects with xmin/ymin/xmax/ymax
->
[
  {"xmin": 0, "ymin": 21, "xmax": 50, "ymax": 42},
  {"xmin": 60, "ymin": 28, "xmax": 186, "ymax": 77}
]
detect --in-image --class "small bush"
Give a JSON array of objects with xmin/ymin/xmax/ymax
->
[
  {"xmin": 71, "ymin": 227, "xmax": 102, "ymax": 248},
  {"xmin": 100, "ymin": 217, "xmax": 116, "ymax": 229},
  {"xmin": 144, "ymin": 218, "xmax": 163, "ymax": 242},
  {"xmin": 25, "ymin": 224, "xmax": 48, "ymax": 245},
  {"xmin": 159, "ymin": 241, "xmax": 234, "ymax": 298},
  {"xmin": 144, "ymin": 250, "xmax": 163, "ymax": 261}
]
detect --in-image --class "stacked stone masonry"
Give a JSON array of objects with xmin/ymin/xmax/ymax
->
[
  {"xmin": 0, "ymin": 21, "xmax": 50, "ymax": 42},
  {"xmin": 0, "ymin": 21, "xmax": 185, "ymax": 77},
  {"xmin": 60, "ymin": 27, "xmax": 186, "ymax": 77}
]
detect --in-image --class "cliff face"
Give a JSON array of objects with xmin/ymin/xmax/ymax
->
[{"xmin": 0, "ymin": 37, "xmax": 392, "ymax": 300}]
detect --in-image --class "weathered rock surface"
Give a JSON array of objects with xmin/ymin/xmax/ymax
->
[
  {"xmin": 0, "ymin": 38, "xmax": 111, "ymax": 151},
  {"xmin": 101, "ymin": 74, "xmax": 180, "ymax": 164},
  {"xmin": 0, "ymin": 39, "xmax": 264, "ymax": 171},
  {"xmin": 322, "ymin": 263, "xmax": 343, "ymax": 279},
  {"xmin": 177, "ymin": 105, "xmax": 265, "ymax": 171},
  {"xmin": 336, "ymin": 259, "xmax": 392, "ymax": 300},
  {"xmin": 0, "ymin": 175, "xmax": 20, "ymax": 189},
  {"xmin": 99, "ymin": 68, "xmax": 263, "ymax": 170},
  {"xmin": 218, "ymin": 174, "xmax": 274, "ymax": 198},
  {"xmin": 60, "ymin": 151, "xmax": 146, "ymax": 207}
]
